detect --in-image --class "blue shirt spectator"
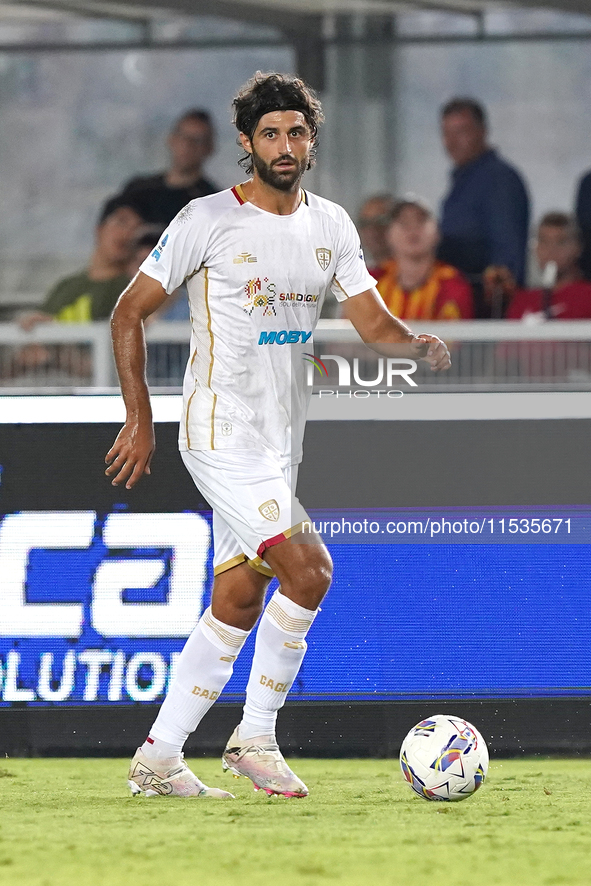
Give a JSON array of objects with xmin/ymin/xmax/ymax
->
[
  {"xmin": 575, "ymin": 170, "xmax": 591, "ymax": 279},
  {"xmin": 438, "ymin": 98, "xmax": 530, "ymax": 314}
]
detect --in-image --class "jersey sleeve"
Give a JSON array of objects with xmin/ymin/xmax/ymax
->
[
  {"xmin": 139, "ymin": 200, "xmax": 209, "ymax": 294},
  {"xmin": 330, "ymin": 209, "xmax": 376, "ymax": 302}
]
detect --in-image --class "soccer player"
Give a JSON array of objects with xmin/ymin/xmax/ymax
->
[{"xmin": 106, "ymin": 72, "xmax": 450, "ymax": 800}]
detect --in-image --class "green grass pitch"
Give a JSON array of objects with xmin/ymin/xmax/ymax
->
[{"xmin": 1, "ymin": 757, "xmax": 591, "ymax": 886}]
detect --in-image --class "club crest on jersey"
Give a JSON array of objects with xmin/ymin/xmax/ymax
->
[
  {"xmin": 259, "ymin": 499, "xmax": 280, "ymax": 522},
  {"xmin": 316, "ymin": 247, "xmax": 331, "ymax": 271},
  {"xmin": 243, "ymin": 277, "xmax": 276, "ymax": 316}
]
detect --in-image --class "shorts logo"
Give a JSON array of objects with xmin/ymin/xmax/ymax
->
[
  {"xmin": 316, "ymin": 247, "xmax": 331, "ymax": 271},
  {"xmin": 259, "ymin": 499, "xmax": 280, "ymax": 522},
  {"xmin": 221, "ymin": 421, "xmax": 232, "ymax": 436},
  {"xmin": 234, "ymin": 252, "xmax": 257, "ymax": 264}
]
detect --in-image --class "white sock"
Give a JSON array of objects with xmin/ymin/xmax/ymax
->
[
  {"xmin": 141, "ymin": 735, "xmax": 179, "ymax": 761},
  {"xmin": 239, "ymin": 590, "xmax": 318, "ymax": 740},
  {"xmin": 142, "ymin": 607, "xmax": 250, "ymax": 759}
]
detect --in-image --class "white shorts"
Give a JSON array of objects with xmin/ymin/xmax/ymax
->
[{"xmin": 181, "ymin": 449, "xmax": 310, "ymax": 578}]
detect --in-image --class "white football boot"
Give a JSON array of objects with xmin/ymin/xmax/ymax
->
[
  {"xmin": 222, "ymin": 727, "xmax": 308, "ymax": 798},
  {"xmin": 128, "ymin": 747, "xmax": 234, "ymax": 798}
]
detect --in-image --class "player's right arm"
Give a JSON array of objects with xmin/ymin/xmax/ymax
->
[
  {"xmin": 330, "ymin": 204, "xmax": 450, "ymax": 370},
  {"xmin": 343, "ymin": 287, "xmax": 451, "ymax": 372},
  {"xmin": 105, "ymin": 271, "xmax": 170, "ymax": 489}
]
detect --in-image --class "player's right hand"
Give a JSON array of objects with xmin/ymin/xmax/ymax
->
[
  {"xmin": 105, "ymin": 419, "xmax": 155, "ymax": 490},
  {"xmin": 411, "ymin": 334, "xmax": 451, "ymax": 372}
]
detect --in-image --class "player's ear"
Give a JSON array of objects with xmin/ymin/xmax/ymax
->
[{"xmin": 239, "ymin": 131, "xmax": 253, "ymax": 155}]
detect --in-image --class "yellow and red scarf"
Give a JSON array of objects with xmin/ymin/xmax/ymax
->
[{"xmin": 377, "ymin": 260, "xmax": 462, "ymax": 320}]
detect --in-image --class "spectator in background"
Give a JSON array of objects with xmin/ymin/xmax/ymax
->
[
  {"xmin": 126, "ymin": 227, "xmax": 163, "ymax": 280},
  {"xmin": 575, "ymin": 170, "xmax": 591, "ymax": 279},
  {"xmin": 376, "ymin": 196, "xmax": 474, "ymax": 320},
  {"xmin": 357, "ymin": 193, "xmax": 396, "ymax": 275},
  {"xmin": 13, "ymin": 195, "xmax": 145, "ymax": 379},
  {"xmin": 439, "ymin": 97, "xmax": 530, "ymax": 317},
  {"xmin": 121, "ymin": 109, "xmax": 219, "ymax": 227},
  {"xmin": 504, "ymin": 212, "xmax": 591, "ymax": 320},
  {"xmin": 20, "ymin": 195, "xmax": 145, "ymax": 330}
]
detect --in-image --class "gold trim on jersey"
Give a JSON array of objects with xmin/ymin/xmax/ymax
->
[
  {"xmin": 279, "ymin": 522, "xmax": 304, "ymax": 541},
  {"xmin": 332, "ymin": 276, "xmax": 349, "ymax": 298},
  {"xmin": 246, "ymin": 522, "xmax": 306, "ymax": 578},
  {"xmin": 247, "ymin": 556, "xmax": 275, "ymax": 577},
  {"xmin": 202, "ymin": 267, "xmax": 217, "ymax": 449},
  {"xmin": 184, "ymin": 296, "xmax": 198, "ymax": 448},
  {"xmin": 185, "ymin": 379, "xmax": 198, "ymax": 449},
  {"xmin": 213, "ymin": 553, "xmax": 248, "ymax": 576},
  {"xmin": 233, "ymin": 182, "xmax": 307, "ymax": 209},
  {"xmin": 234, "ymin": 182, "xmax": 248, "ymax": 203}
]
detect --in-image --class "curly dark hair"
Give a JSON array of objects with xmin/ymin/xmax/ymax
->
[{"xmin": 232, "ymin": 71, "xmax": 324, "ymax": 174}]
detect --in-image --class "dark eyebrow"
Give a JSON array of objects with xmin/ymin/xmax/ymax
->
[{"xmin": 259, "ymin": 125, "xmax": 307, "ymax": 135}]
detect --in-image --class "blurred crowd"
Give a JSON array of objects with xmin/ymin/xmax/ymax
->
[
  {"xmin": 361, "ymin": 98, "xmax": 591, "ymax": 324},
  {"xmin": 11, "ymin": 94, "xmax": 591, "ymax": 366}
]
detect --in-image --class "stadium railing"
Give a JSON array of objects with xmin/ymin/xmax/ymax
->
[{"xmin": 0, "ymin": 319, "xmax": 590, "ymax": 392}]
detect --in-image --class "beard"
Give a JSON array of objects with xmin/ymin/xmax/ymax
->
[{"xmin": 252, "ymin": 149, "xmax": 307, "ymax": 192}]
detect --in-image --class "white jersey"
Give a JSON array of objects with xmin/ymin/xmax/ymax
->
[{"xmin": 140, "ymin": 184, "xmax": 375, "ymax": 466}]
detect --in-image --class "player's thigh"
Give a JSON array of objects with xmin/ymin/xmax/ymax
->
[
  {"xmin": 211, "ymin": 509, "xmax": 249, "ymax": 576},
  {"xmin": 181, "ymin": 448, "xmax": 308, "ymax": 569},
  {"xmin": 210, "ymin": 507, "xmax": 270, "ymax": 627}
]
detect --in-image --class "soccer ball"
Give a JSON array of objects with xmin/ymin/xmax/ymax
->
[{"xmin": 399, "ymin": 714, "xmax": 489, "ymax": 801}]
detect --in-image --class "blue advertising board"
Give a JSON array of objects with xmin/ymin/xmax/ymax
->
[{"xmin": 1, "ymin": 507, "xmax": 590, "ymax": 706}]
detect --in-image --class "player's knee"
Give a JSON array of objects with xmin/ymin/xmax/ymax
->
[
  {"xmin": 211, "ymin": 564, "xmax": 269, "ymax": 629},
  {"xmin": 285, "ymin": 548, "xmax": 333, "ymax": 608}
]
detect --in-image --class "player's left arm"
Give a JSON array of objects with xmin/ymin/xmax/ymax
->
[{"xmin": 343, "ymin": 287, "xmax": 451, "ymax": 372}]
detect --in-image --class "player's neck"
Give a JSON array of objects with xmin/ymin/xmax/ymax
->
[{"xmin": 241, "ymin": 177, "xmax": 302, "ymax": 216}]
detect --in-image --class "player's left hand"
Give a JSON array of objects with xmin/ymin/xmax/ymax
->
[{"xmin": 413, "ymin": 334, "xmax": 451, "ymax": 372}]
